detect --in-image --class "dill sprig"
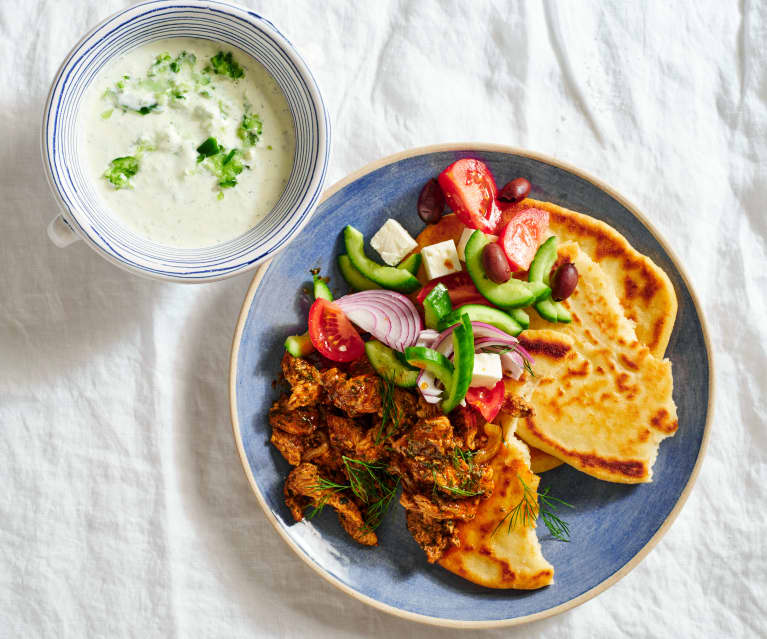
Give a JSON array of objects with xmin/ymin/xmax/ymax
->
[
  {"xmin": 376, "ymin": 379, "xmax": 401, "ymax": 444},
  {"xmin": 523, "ymin": 359, "xmax": 536, "ymax": 378},
  {"xmin": 538, "ymin": 486, "xmax": 573, "ymax": 541},
  {"xmin": 492, "ymin": 474, "xmax": 573, "ymax": 541},
  {"xmin": 451, "ymin": 447, "xmax": 476, "ymax": 471},
  {"xmin": 343, "ymin": 456, "xmax": 399, "ymax": 531},
  {"xmin": 438, "ymin": 483, "xmax": 484, "ymax": 497},
  {"xmin": 308, "ymin": 462, "xmax": 399, "ymax": 531},
  {"xmin": 306, "ymin": 477, "xmax": 350, "ymax": 519}
]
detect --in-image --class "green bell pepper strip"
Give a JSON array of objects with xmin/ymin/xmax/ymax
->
[
  {"xmin": 441, "ymin": 314, "xmax": 474, "ymax": 413},
  {"xmin": 404, "ymin": 346, "xmax": 454, "ymax": 389},
  {"xmin": 422, "ymin": 283, "xmax": 452, "ymax": 330}
]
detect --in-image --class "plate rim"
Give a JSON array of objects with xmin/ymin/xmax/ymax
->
[{"xmin": 228, "ymin": 142, "xmax": 715, "ymax": 628}]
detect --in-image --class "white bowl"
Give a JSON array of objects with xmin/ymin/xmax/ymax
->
[{"xmin": 41, "ymin": 0, "xmax": 331, "ymax": 282}]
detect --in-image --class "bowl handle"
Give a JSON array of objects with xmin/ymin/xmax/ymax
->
[{"xmin": 47, "ymin": 214, "xmax": 81, "ymax": 248}]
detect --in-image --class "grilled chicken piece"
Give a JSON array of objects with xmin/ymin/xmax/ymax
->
[
  {"xmin": 321, "ymin": 368, "xmax": 382, "ymax": 417},
  {"xmin": 281, "ymin": 354, "xmax": 323, "ymax": 409},
  {"xmin": 327, "ymin": 413, "xmax": 387, "ymax": 463},
  {"xmin": 282, "ymin": 353, "xmax": 322, "ymax": 386},
  {"xmin": 405, "ymin": 510, "xmax": 458, "ymax": 563},
  {"xmin": 391, "ymin": 416, "xmax": 494, "ymax": 498},
  {"xmin": 284, "ymin": 463, "xmax": 377, "ymax": 546},
  {"xmin": 415, "ymin": 395, "xmax": 443, "ymax": 420},
  {"xmin": 268, "ymin": 400, "xmax": 319, "ymax": 435},
  {"xmin": 400, "ymin": 491, "xmax": 480, "ymax": 522},
  {"xmin": 326, "ymin": 413, "xmax": 366, "ymax": 453},
  {"xmin": 270, "ymin": 428, "xmax": 306, "ymax": 466}
]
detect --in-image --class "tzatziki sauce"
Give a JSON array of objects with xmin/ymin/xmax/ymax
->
[{"xmin": 81, "ymin": 38, "xmax": 296, "ymax": 248}]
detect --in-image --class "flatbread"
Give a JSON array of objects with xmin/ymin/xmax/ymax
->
[
  {"xmin": 509, "ymin": 243, "xmax": 678, "ymax": 483},
  {"xmin": 503, "ymin": 199, "xmax": 677, "ymax": 358},
  {"xmin": 439, "ymin": 436, "xmax": 554, "ymax": 589}
]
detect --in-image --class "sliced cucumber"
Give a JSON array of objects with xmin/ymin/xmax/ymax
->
[
  {"xmin": 464, "ymin": 230, "xmax": 543, "ymax": 309},
  {"xmin": 312, "ymin": 273, "xmax": 333, "ymax": 301},
  {"xmin": 337, "ymin": 254, "xmax": 381, "ymax": 291},
  {"xmin": 285, "ymin": 333, "xmax": 314, "ymax": 357},
  {"xmin": 534, "ymin": 297, "xmax": 559, "ymax": 323},
  {"xmin": 344, "ymin": 226, "xmax": 421, "ymax": 293},
  {"xmin": 423, "ymin": 283, "xmax": 452, "ymax": 330},
  {"xmin": 529, "ymin": 236, "xmax": 558, "ymax": 285},
  {"xmin": 398, "ymin": 252, "xmax": 422, "ymax": 275},
  {"xmin": 365, "ymin": 340, "xmax": 419, "ymax": 387},
  {"xmin": 509, "ymin": 307, "xmax": 530, "ymax": 329},
  {"xmin": 528, "ymin": 235, "xmax": 571, "ymax": 323},
  {"xmin": 438, "ymin": 304, "xmax": 523, "ymax": 336}
]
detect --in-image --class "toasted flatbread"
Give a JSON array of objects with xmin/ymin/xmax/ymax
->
[
  {"xmin": 439, "ymin": 436, "xmax": 554, "ymax": 589},
  {"xmin": 509, "ymin": 243, "xmax": 678, "ymax": 483},
  {"xmin": 504, "ymin": 199, "xmax": 677, "ymax": 358}
]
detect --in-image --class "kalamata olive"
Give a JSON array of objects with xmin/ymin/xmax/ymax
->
[
  {"xmin": 551, "ymin": 262, "xmax": 578, "ymax": 301},
  {"xmin": 417, "ymin": 178, "xmax": 445, "ymax": 224},
  {"xmin": 498, "ymin": 177, "xmax": 531, "ymax": 203},
  {"xmin": 482, "ymin": 242, "xmax": 512, "ymax": 283}
]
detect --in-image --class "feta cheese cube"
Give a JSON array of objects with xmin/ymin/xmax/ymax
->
[
  {"xmin": 457, "ymin": 227, "xmax": 497, "ymax": 261},
  {"xmin": 370, "ymin": 219, "xmax": 418, "ymax": 266},
  {"xmin": 421, "ymin": 240, "xmax": 462, "ymax": 280},
  {"xmin": 470, "ymin": 353, "xmax": 503, "ymax": 388}
]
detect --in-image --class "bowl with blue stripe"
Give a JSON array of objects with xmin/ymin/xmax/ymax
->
[{"xmin": 41, "ymin": 0, "xmax": 330, "ymax": 282}]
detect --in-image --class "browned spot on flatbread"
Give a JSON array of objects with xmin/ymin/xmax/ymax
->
[
  {"xmin": 651, "ymin": 408, "xmax": 678, "ymax": 434},
  {"xmin": 566, "ymin": 360, "xmax": 590, "ymax": 377},
  {"xmin": 620, "ymin": 354, "xmax": 640, "ymax": 371},
  {"xmin": 524, "ymin": 417, "xmax": 646, "ymax": 479},
  {"xmin": 479, "ymin": 545, "xmax": 492, "ymax": 557},
  {"xmin": 518, "ymin": 335, "xmax": 571, "ymax": 359},
  {"xmin": 616, "ymin": 373, "xmax": 632, "ymax": 392},
  {"xmin": 650, "ymin": 318, "xmax": 666, "ymax": 353}
]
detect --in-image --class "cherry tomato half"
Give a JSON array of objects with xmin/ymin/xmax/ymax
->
[
  {"xmin": 437, "ymin": 159, "xmax": 502, "ymax": 234},
  {"xmin": 307, "ymin": 299, "xmax": 365, "ymax": 362},
  {"xmin": 465, "ymin": 380, "xmax": 505, "ymax": 423},
  {"xmin": 498, "ymin": 207, "xmax": 550, "ymax": 272}
]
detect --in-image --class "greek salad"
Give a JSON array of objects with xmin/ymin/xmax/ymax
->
[{"xmin": 284, "ymin": 158, "xmax": 580, "ymax": 425}]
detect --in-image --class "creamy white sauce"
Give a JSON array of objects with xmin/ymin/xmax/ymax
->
[{"xmin": 81, "ymin": 38, "xmax": 295, "ymax": 248}]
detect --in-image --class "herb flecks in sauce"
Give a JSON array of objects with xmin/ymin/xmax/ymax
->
[
  {"xmin": 237, "ymin": 109, "xmax": 263, "ymax": 146},
  {"xmin": 84, "ymin": 38, "xmax": 295, "ymax": 247},
  {"xmin": 206, "ymin": 50, "xmax": 245, "ymax": 79},
  {"xmin": 103, "ymin": 156, "xmax": 139, "ymax": 189}
]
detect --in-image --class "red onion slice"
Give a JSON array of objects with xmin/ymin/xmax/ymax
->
[{"xmin": 334, "ymin": 290, "xmax": 422, "ymax": 352}]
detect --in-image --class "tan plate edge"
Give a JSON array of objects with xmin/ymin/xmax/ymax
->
[{"xmin": 228, "ymin": 142, "xmax": 715, "ymax": 629}]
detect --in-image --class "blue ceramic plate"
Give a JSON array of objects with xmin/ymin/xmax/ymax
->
[{"xmin": 229, "ymin": 145, "xmax": 712, "ymax": 628}]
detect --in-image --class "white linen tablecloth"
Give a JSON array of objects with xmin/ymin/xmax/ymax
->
[{"xmin": 1, "ymin": 1, "xmax": 765, "ymax": 636}]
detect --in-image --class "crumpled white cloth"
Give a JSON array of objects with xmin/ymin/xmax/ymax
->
[{"xmin": 1, "ymin": 0, "xmax": 765, "ymax": 637}]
